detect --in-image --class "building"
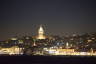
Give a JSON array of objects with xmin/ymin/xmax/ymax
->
[
  {"xmin": 0, "ymin": 46, "xmax": 23, "ymax": 55},
  {"xmin": 37, "ymin": 25, "xmax": 46, "ymax": 39}
]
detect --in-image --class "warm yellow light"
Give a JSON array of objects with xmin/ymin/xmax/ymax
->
[
  {"xmin": 11, "ymin": 38, "xmax": 17, "ymax": 40},
  {"xmin": 87, "ymin": 40, "xmax": 92, "ymax": 42},
  {"xmin": 37, "ymin": 25, "xmax": 46, "ymax": 39},
  {"xmin": 0, "ymin": 46, "xmax": 22, "ymax": 55}
]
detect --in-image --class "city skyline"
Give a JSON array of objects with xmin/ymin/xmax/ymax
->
[{"xmin": 0, "ymin": 0, "xmax": 96, "ymax": 40}]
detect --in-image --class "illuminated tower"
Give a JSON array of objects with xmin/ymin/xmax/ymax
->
[{"xmin": 37, "ymin": 25, "xmax": 46, "ymax": 39}]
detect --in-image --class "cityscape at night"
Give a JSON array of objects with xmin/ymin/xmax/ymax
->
[
  {"xmin": 0, "ymin": 0, "xmax": 96, "ymax": 64},
  {"xmin": 0, "ymin": 25, "xmax": 96, "ymax": 56}
]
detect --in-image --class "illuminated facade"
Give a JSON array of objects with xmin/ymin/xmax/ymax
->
[
  {"xmin": 0, "ymin": 46, "xmax": 23, "ymax": 55},
  {"xmin": 37, "ymin": 25, "xmax": 46, "ymax": 39},
  {"xmin": 43, "ymin": 48, "xmax": 96, "ymax": 56}
]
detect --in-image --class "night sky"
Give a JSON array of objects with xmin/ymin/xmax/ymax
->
[{"xmin": 0, "ymin": 0, "xmax": 96, "ymax": 40}]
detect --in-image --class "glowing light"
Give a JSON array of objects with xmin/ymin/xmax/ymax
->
[
  {"xmin": 11, "ymin": 38, "xmax": 17, "ymax": 40},
  {"xmin": 0, "ymin": 46, "xmax": 23, "ymax": 55},
  {"xmin": 37, "ymin": 25, "xmax": 46, "ymax": 39},
  {"xmin": 18, "ymin": 40, "xmax": 23, "ymax": 44},
  {"xmin": 87, "ymin": 40, "xmax": 92, "ymax": 42},
  {"xmin": 92, "ymin": 38, "xmax": 95, "ymax": 39}
]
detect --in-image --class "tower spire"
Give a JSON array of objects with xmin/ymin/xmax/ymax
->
[{"xmin": 37, "ymin": 25, "xmax": 46, "ymax": 39}]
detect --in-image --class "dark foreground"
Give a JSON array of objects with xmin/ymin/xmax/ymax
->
[{"xmin": 0, "ymin": 55, "xmax": 96, "ymax": 64}]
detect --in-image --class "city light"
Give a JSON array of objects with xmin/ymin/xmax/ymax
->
[{"xmin": 0, "ymin": 25, "xmax": 96, "ymax": 56}]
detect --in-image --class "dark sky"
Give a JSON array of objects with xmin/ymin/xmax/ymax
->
[{"xmin": 0, "ymin": 0, "xmax": 96, "ymax": 40}]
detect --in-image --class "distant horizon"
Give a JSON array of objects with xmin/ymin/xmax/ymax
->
[{"xmin": 1, "ymin": 30, "xmax": 96, "ymax": 41}]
